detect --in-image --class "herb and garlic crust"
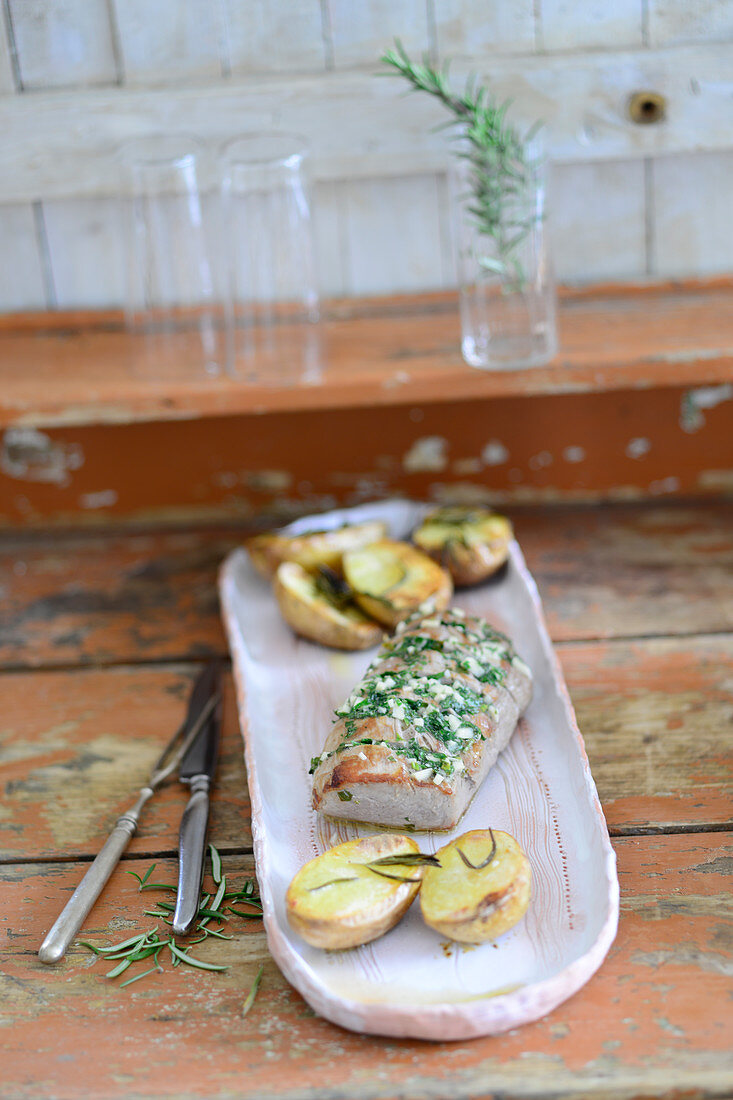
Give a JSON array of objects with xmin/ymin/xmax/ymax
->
[{"xmin": 310, "ymin": 607, "xmax": 532, "ymax": 830}]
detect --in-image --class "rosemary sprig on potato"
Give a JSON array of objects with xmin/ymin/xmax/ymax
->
[{"xmin": 286, "ymin": 830, "xmax": 531, "ymax": 950}]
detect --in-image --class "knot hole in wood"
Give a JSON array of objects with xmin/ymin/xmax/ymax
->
[{"xmin": 628, "ymin": 91, "xmax": 667, "ymax": 125}]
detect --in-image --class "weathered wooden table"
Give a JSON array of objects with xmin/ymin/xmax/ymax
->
[{"xmin": 1, "ymin": 500, "xmax": 731, "ymax": 1099}]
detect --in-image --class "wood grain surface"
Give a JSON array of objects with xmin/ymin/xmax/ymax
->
[
  {"xmin": 1, "ymin": 503, "xmax": 731, "ymax": 669},
  {"xmin": 516, "ymin": 502, "xmax": 733, "ymax": 641},
  {"xmin": 1, "ymin": 636, "xmax": 728, "ymax": 866},
  {"xmin": 0, "ymin": 527, "xmax": 236, "ymax": 668},
  {"xmin": 0, "ymin": 666, "xmax": 251, "ymax": 862},
  {"xmin": 2, "ymin": 285, "xmax": 731, "ymax": 526},
  {"xmin": 2, "ymin": 498, "xmax": 731, "ymax": 1099},
  {"xmin": 2, "ymin": 837, "xmax": 730, "ymax": 1100},
  {"xmin": 561, "ymin": 635, "xmax": 733, "ymax": 833},
  {"xmin": 1, "ymin": 283, "xmax": 733, "ymax": 427}
]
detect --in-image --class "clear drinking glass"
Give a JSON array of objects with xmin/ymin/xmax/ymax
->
[
  {"xmin": 450, "ymin": 138, "xmax": 557, "ymax": 370},
  {"xmin": 221, "ymin": 133, "xmax": 320, "ymax": 385},
  {"xmin": 123, "ymin": 135, "xmax": 225, "ymax": 379}
]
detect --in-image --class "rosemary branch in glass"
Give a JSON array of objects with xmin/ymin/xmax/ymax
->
[{"xmin": 380, "ymin": 40, "xmax": 541, "ymax": 289}]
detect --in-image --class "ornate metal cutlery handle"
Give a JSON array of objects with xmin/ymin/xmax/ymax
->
[{"xmin": 38, "ymin": 787, "xmax": 154, "ymax": 965}]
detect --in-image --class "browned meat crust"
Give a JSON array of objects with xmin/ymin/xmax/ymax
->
[{"xmin": 311, "ymin": 607, "xmax": 532, "ymax": 830}]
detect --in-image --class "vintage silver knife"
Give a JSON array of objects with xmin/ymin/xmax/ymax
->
[
  {"xmin": 38, "ymin": 664, "xmax": 220, "ymax": 965},
  {"xmin": 171, "ymin": 663, "xmax": 222, "ymax": 936}
]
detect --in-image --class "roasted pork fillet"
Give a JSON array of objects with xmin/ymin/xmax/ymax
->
[{"xmin": 310, "ymin": 607, "xmax": 532, "ymax": 830}]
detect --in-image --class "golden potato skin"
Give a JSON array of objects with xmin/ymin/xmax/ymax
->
[
  {"xmin": 247, "ymin": 520, "xmax": 387, "ymax": 579},
  {"xmin": 286, "ymin": 835, "xmax": 424, "ymax": 949},
  {"xmin": 342, "ymin": 539, "xmax": 453, "ymax": 628},
  {"xmin": 413, "ymin": 508, "xmax": 513, "ymax": 587},
  {"xmin": 420, "ymin": 829, "xmax": 531, "ymax": 944},
  {"xmin": 274, "ymin": 562, "xmax": 383, "ymax": 650}
]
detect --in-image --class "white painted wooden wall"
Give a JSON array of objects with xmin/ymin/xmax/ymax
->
[{"xmin": 0, "ymin": 0, "xmax": 731, "ymax": 311}]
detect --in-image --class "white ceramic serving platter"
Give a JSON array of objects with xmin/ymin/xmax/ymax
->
[{"xmin": 219, "ymin": 499, "xmax": 619, "ymax": 1041}]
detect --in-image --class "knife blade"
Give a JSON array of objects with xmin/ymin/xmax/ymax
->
[{"xmin": 171, "ymin": 662, "xmax": 222, "ymax": 936}]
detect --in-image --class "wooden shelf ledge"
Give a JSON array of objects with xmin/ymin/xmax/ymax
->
[{"xmin": 1, "ymin": 279, "xmax": 732, "ymax": 430}]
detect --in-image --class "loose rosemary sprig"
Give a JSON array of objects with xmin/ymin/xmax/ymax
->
[
  {"xmin": 77, "ymin": 844, "xmax": 264, "ymax": 1003},
  {"xmin": 380, "ymin": 40, "xmax": 541, "ymax": 288}
]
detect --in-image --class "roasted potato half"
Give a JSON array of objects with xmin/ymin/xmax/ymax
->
[
  {"xmin": 342, "ymin": 539, "xmax": 453, "ymax": 628},
  {"xmin": 420, "ymin": 829, "xmax": 531, "ymax": 944},
  {"xmin": 286, "ymin": 834, "xmax": 427, "ymax": 949},
  {"xmin": 247, "ymin": 520, "xmax": 388, "ymax": 580},
  {"xmin": 274, "ymin": 562, "xmax": 383, "ymax": 650},
  {"xmin": 413, "ymin": 508, "xmax": 513, "ymax": 586}
]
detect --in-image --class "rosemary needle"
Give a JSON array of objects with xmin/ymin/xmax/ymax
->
[
  {"xmin": 125, "ymin": 863, "xmax": 157, "ymax": 888},
  {"xmin": 168, "ymin": 941, "xmax": 228, "ymax": 972},
  {"xmin": 225, "ymin": 890, "xmax": 261, "ymax": 906},
  {"xmin": 307, "ymin": 877, "xmax": 358, "ymax": 893},
  {"xmin": 209, "ymin": 843, "xmax": 222, "ymax": 884},
  {"xmin": 366, "ymin": 868, "xmax": 423, "ymax": 883},
  {"xmin": 106, "ymin": 959, "xmax": 132, "ymax": 979},
  {"xmin": 77, "ymin": 845, "xmax": 261, "ymax": 988},
  {"xmin": 78, "ymin": 932, "xmax": 147, "ymax": 956},
  {"xmin": 457, "ymin": 828, "xmax": 497, "ymax": 871},
  {"xmin": 369, "ymin": 853, "xmax": 441, "ymax": 868},
  {"xmin": 120, "ymin": 964, "xmax": 162, "ymax": 988},
  {"xmin": 198, "ymin": 927, "xmax": 233, "ymax": 941},
  {"xmin": 140, "ymin": 863, "xmax": 157, "ymax": 885},
  {"xmin": 211, "ymin": 876, "xmax": 227, "ymax": 913},
  {"xmin": 242, "ymin": 965, "xmax": 264, "ymax": 1018},
  {"xmin": 197, "ymin": 908, "xmax": 228, "ymax": 921}
]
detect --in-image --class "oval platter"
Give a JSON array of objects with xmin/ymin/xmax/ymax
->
[{"xmin": 219, "ymin": 499, "xmax": 619, "ymax": 1040}]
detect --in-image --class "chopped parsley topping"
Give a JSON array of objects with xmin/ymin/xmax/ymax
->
[
  {"xmin": 382, "ymin": 635, "xmax": 445, "ymax": 663},
  {"xmin": 312, "ymin": 609, "xmax": 525, "ymax": 781}
]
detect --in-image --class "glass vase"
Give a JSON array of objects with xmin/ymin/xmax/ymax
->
[{"xmin": 450, "ymin": 139, "xmax": 557, "ymax": 370}]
